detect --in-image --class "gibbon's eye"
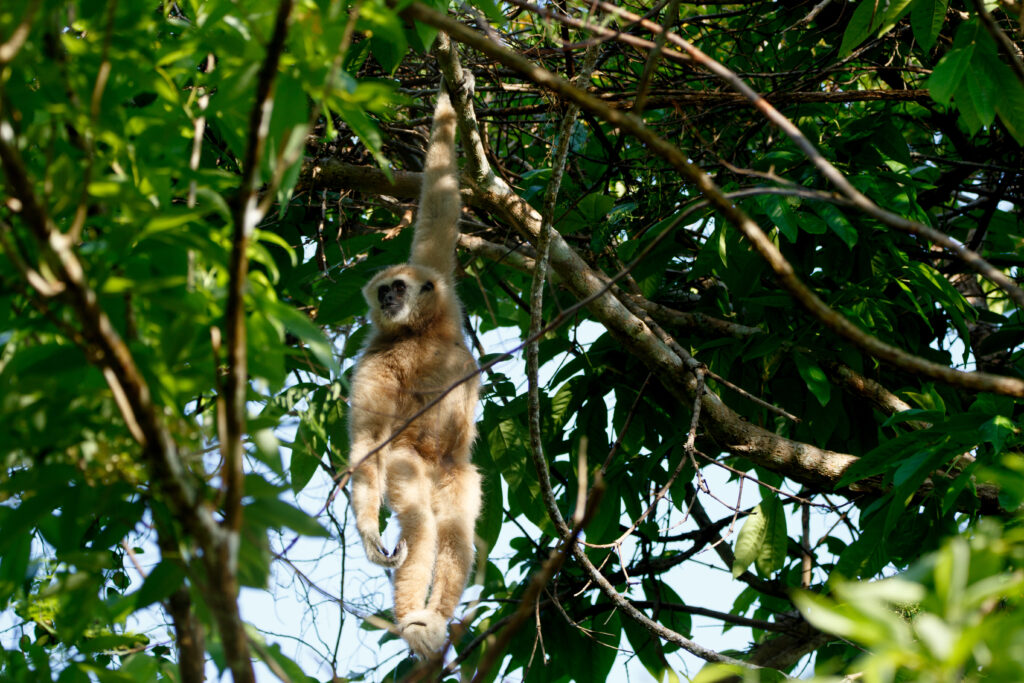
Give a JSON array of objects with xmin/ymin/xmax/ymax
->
[
  {"xmin": 377, "ymin": 284, "xmax": 389, "ymax": 303},
  {"xmin": 421, "ymin": 281, "xmax": 435, "ymax": 293},
  {"xmin": 392, "ymin": 279, "xmax": 406, "ymax": 293}
]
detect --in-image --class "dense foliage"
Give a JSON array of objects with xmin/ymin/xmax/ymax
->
[{"xmin": 1, "ymin": 0, "xmax": 1023, "ymax": 681}]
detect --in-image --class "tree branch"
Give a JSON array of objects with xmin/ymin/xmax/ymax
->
[
  {"xmin": 402, "ymin": 1, "xmax": 1024, "ymax": 404},
  {"xmin": 217, "ymin": 0, "xmax": 296, "ymax": 679},
  {"xmin": 592, "ymin": 0, "xmax": 1024, "ymax": 313}
]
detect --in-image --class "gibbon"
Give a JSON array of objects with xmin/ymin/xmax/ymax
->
[{"xmin": 348, "ymin": 81, "xmax": 481, "ymax": 657}]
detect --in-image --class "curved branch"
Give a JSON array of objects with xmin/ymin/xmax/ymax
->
[
  {"xmin": 592, "ymin": 0, "xmax": 1024, "ymax": 313},
  {"xmin": 402, "ymin": 2, "xmax": 1024, "ymax": 402}
]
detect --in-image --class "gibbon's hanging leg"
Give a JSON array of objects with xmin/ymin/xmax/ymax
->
[
  {"xmin": 384, "ymin": 449, "xmax": 438, "ymax": 618},
  {"xmin": 426, "ymin": 464, "xmax": 481, "ymax": 618},
  {"xmin": 347, "ymin": 75, "xmax": 481, "ymax": 658}
]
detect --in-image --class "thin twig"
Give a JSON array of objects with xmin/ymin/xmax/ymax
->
[
  {"xmin": 217, "ymin": 2, "xmax": 296, "ymax": 681},
  {"xmin": 0, "ymin": 0, "xmax": 40, "ymax": 65}
]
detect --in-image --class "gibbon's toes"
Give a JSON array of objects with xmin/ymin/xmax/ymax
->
[
  {"xmin": 400, "ymin": 609, "xmax": 447, "ymax": 657},
  {"xmin": 362, "ymin": 535, "xmax": 407, "ymax": 568},
  {"xmin": 388, "ymin": 538, "xmax": 409, "ymax": 567}
]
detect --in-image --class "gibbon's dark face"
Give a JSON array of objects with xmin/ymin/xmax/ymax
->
[
  {"xmin": 377, "ymin": 278, "xmax": 408, "ymax": 317},
  {"xmin": 364, "ymin": 265, "xmax": 444, "ymax": 330},
  {"xmin": 376, "ymin": 277, "xmax": 438, "ymax": 318}
]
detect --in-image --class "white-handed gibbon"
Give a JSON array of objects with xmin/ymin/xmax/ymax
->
[{"xmin": 348, "ymin": 80, "xmax": 481, "ymax": 657}]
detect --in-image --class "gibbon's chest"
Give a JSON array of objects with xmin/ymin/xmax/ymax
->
[{"xmin": 358, "ymin": 335, "xmax": 467, "ymax": 391}]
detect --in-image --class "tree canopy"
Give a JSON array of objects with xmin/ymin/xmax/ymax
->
[{"xmin": 1, "ymin": 0, "xmax": 1024, "ymax": 681}]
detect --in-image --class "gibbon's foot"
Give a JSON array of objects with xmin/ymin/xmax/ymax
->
[
  {"xmin": 362, "ymin": 535, "xmax": 407, "ymax": 568},
  {"xmin": 399, "ymin": 609, "xmax": 447, "ymax": 657}
]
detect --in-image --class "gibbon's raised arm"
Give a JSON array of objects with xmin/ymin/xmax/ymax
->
[{"xmin": 409, "ymin": 88, "xmax": 460, "ymax": 282}]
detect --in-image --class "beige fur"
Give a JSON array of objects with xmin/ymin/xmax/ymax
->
[{"xmin": 349, "ymin": 85, "xmax": 481, "ymax": 658}]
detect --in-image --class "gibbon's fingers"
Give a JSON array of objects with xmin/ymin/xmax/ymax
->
[
  {"xmin": 399, "ymin": 609, "xmax": 447, "ymax": 657},
  {"xmin": 442, "ymin": 69, "xmax": 474, "ymax": 100}
]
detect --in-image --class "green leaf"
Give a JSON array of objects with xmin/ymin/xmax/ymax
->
[
  {"xmin": 990, "ymin": 56, "xmax": 1024, "ymax": 145},
  {"xmin": 955, "ymin": 81, "xmax": 984, "ymax": 135},
  {"xmin": 87, "ymin": 179, "xmax": 125, "ymax": 198},
  {"xmin": 251, "ymin": 639, "xmax": 315, "ymax": 683},
  {"xmin": 980, "ymin": 415, "xmax": 1015, "ymax": 453},
  {"xmin": 409, "ymin": 18, "xmax": 439, "ymax": 54},
  {"xmin": 877, "ymin": 0, "xmax": 915, "ymax": 36},
  {"xmin": 623, "ymin": 614, "xmax": 678, "ymax": 683},
  {"xmin": 0, "ymin": 532, "xmax": 33, "ymax": 603},
  {"xmin": 794, "ymin": 353, "xmax": 831, "ymax": 406},
  {"xmin": 692, "ymin": 664, "xmax": 748, "ymax": 683},
  {"xmin": 476, "ymin": 469, "xmax": 504, "ymax": 556},
  {"xmin": 927, "ymin": 47, "xmax": 973, "ymax": 105},
  {"xmin": 575, "ymin": 194, "xmax": 616, "ymax": 226},
  {"xmin": 550, "ymin": 381, "xmax": 575, "ymax": 430},
  {"xmin": 911, "ymin": 0, "xmax": 947, "ymax": 51},
  {"xmin": 263, "ymin": 296, "xmax": 340, "ymax": 376},
  {"xmin": 335, "ymin": 101, "xmax": 386, "ymax": 166},
  {"xmin": 755, "ymin": 496, "xmax": 788, "ymax": 576},
  {"xmin": 733, "ymin": 503, "xmax": 767, "ymax": 577},
  {"xmin": 359, "ymin": 0, "xmax": 408, "ymax": 74},
  {"xmin": 840, "ymin": 0, "xmax": 880, "ymax": 57},
  {"xmin": 469, "ymin": 0, "xmax": 505, "ymax": 23},
  {"xmin": 289, "ymin": 433, "xmax": 322, "ymax": 494},
  {"xmin": 815, "ymin": 202, "xmax": 856, "ymax": 248},
  {"xmin": 132, "ymin": 561, "xmax": 186, "ymax": 610},
  {"xmin": 759, "ymin": 195, "xmax": 800, "ymax": 242},
  {"xmin": 965, "ymin": 56, "xmax": 997, "ymax": 127},
  {"xmin": 793, "ymin": 590, "xmax": 891, "ymax": 645},
  {"xmin": 245, "ymin": 497, "xmax": 330, "ymax": 537}
]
